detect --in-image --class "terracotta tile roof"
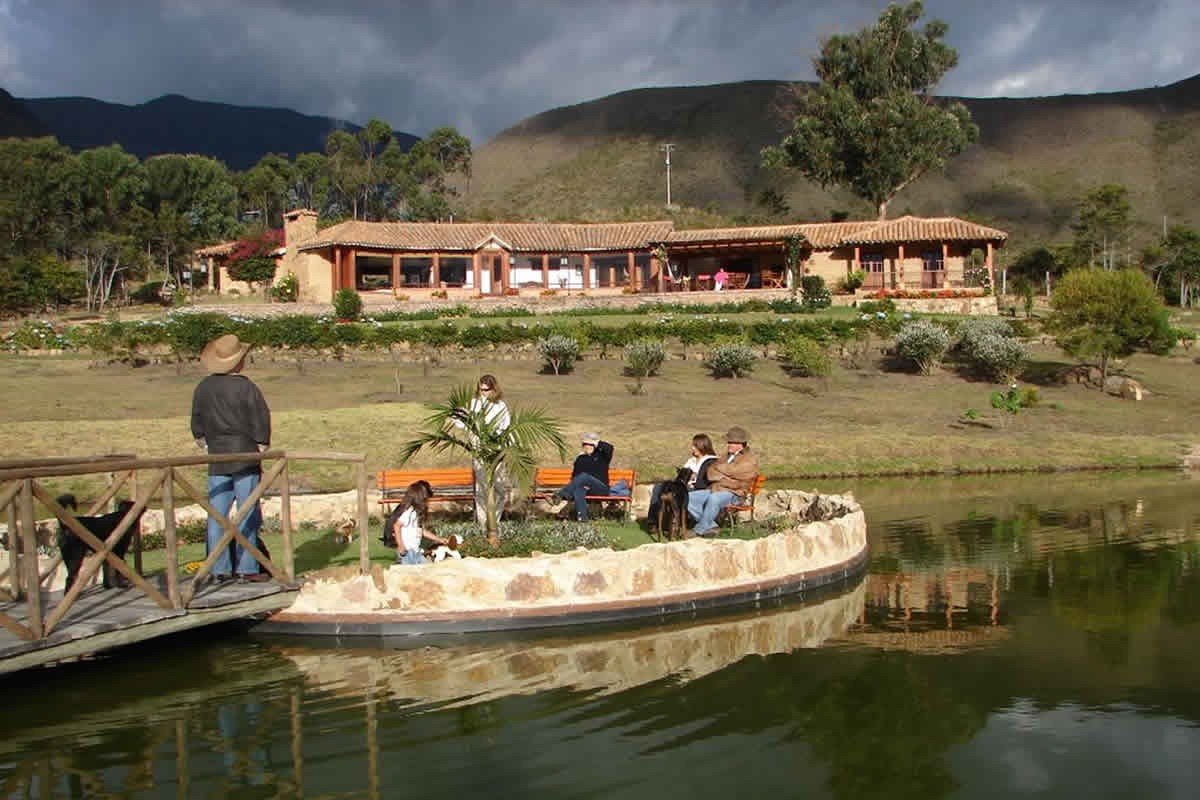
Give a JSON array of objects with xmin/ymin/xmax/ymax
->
[
  {"xmin": 195, "ymin": 240, "xmax": 237, "ymax": 257},
  {"xmin": 298, "ymin": 221, "xmax": 675, "ymax": 253},
  {"xmin": 664, "ymin": 217, "xmax": 1003, "ymax": 249},
  {"xmin": 839, "ymin": 216, "xmax": 1008, "ymax": 245}
]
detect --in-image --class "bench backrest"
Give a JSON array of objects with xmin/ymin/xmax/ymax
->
[
  {"xmin": 535, "ymin": 467, "xmax": 636, "ymax": 493},
  {"xmin": 377, "ymin": 468, "xmax": 475, "ymax": 498}
]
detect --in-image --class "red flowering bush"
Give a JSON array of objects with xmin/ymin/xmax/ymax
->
[{"xmin": 226, "ymin": 229, "xmax": 284, "ymax": 292}]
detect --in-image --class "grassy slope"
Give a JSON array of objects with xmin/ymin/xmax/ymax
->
[
  {"xmin": 463, "ymin": 76, "xmax": 1200, "ymax": 254},
  {"xmin": 2, "ymin": 336, "xmax": 1196, "ymax": 495}
]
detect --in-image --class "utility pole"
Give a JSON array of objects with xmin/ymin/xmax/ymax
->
[{"xmin": 658, "ymin": 143, "xmax": 675, "ymax": 208}]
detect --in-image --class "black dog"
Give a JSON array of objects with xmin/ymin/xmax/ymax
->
[
  {"xmin": 57, "ymin": 494, "xmax": 144, "ymax": 592},
  {"xmin": 655, "ymin": 468, "xmax": 692, "ymax": 542}
]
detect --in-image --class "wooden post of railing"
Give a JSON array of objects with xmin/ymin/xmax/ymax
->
[
  {"xmin": 130, "ymin": 468, "xmax": 143, "ymax": 577},
  {"xmin": 5, "ymin": 494, "xmax": 19, "ymax": 600},
  {"xmin": 280, "ymin": 458, "xmax": 294, "ymax": 582},
  {"xmin": 19, "ymin": 480, "xmax": 42, "ymax": 638},
  {"xmin": 162, "ymin": 467, "xmax": 181, "ymax": 608},
  {"xmin": 356, "ymin": 461, "xmax": 370, "ymax": 574}
]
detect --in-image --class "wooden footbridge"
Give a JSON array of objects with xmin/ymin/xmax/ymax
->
[{"xmin": 0, "ymin": 451, "xmax": 370, "ymax": 675}]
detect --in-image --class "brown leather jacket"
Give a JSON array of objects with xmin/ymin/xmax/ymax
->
[{"xmin": 706, "ymin": 447, "xmax": 760, "ymax": 496}]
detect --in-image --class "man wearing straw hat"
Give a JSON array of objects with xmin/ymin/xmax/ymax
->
[
  {"xmin": 687, "ymin": 425, "xmax": 759, "ymax": 537},
  {"xmin": 190, "ymin": 333, "xmax": 272, "ymax": 583}
]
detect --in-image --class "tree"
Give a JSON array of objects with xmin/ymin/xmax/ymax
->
[
  {"xmin": 1072, "ymin": 184, "xmax": 1132, "ymax": 269},
  {"xmin": 1046, "ymin": 269, "xmax": 1174, "ymax": 384},
  {"xmin": 1158, "ymin": 224, "xmax": 1200, "ymax": 307},
  {"xmin": 763, "ymin": 1, "xmax": 977, "ymax": 219},
  {"xmin": 396, "ymin": 385, "xmax": 568, "ymax": 545},
  {"xmin": 239, "ymin": 153, "xmax": 294, "ymax": 226}
]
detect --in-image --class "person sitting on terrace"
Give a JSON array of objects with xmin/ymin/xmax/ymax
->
[
  {"xmin": 550, "ymin": 432, "xmax": 613, "ymax": 521},
  {"xmin": 714, "ymin": 267, "xmax": 729, "ymax": 292},
  {"xmin": 687, "ymin": 426, "xmax": 760, "ymax": 537}
]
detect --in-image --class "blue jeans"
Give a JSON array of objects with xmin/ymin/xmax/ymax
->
[
  {"xmin": 687, "ymin": 489, "xmax": 735, "ymax": 535},
  {"xmin": 557, "ymin": 474, "xmax": 608, "ymax": 521},
  {"xmin": 399, "ymin": 548, "xmax": 426, "ymax": 565},
  {"xmin": 207, "ymin": 471, "xmax": 263, "ymax": 576}
]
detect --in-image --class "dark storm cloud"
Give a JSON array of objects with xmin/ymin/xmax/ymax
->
[{"xmin": 0, "ymin": 0, "xmax": 1196, "ymax": 143}]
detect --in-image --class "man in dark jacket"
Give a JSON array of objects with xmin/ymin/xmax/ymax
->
[
  {"xmin": 552, "ymin": 432, "xmax": 612, "ymax": 521},
  {"xmin": 191, "ymin": 334, "xmax": 272, "ymax": 582}
]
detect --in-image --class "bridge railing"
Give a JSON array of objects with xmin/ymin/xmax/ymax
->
[{"xmin": 0, "ymin": 450, "xmax": 369, "ymax": 642}]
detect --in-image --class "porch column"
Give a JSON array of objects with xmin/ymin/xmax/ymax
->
[
  {"xmin": 472, "ymin": 252, "xmax": 481, "ymax": 291},
  {"xmin": 897, "ymin": 244, "xmax": 905, "ymax": 289},
  {"xmin": 502, "ymin": 252, "xmax": 512, "ymax": 293},
  {"xmin": 345, "ymin": 249, "xmax": 356, "ymax": 290},
  {"xmin": 206, "ymin": 257, "xmax": 215, "ymax": 291},
  {"xmin": 854, "ymin": 246, "xmax": 861, "ymax": 272},
  {"xmin": 986, "ymin": 242, "xmax": 996, "ymax": 289},
  {"xmin": 432, "ymin": 253, "xmax": 441, "ymax": 288},
  {"xmin": 333, "ymin": 248, "xmax": 342, "ymax": 291},
  {"xmin": 391, "ymin": 253, "xmax": 400, "ymax": 294},
  {"xmin": 942, "ymin": 242, "xmax": 950, "ymax": 287},
  {"xmin": 541, "ymin": 254, "xmax": 550, "ymax": 289},
  {"xmin": 582, "ymin": 254, "xmax": 591, "ymax": 290},
  {"xmin": 628, "ymin": 252, "xmax": 637, "ymax": 290},
  {"xmin": 652, "ymin": 255, "xmax": 664, "ymax": 293}
]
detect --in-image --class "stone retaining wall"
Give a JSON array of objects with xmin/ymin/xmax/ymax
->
[{"xmin": 267, "ymin": 490, "xmax": 867, "ymax": 634}]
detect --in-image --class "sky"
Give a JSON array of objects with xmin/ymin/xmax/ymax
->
[{"xmin": 1, "ymin": 0, "xmax": 1197, "ymax": 143}]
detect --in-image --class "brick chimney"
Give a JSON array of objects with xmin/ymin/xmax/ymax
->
[{"xmin": 283, "ymin": 208, "xmax": 318, "ymax": 248}]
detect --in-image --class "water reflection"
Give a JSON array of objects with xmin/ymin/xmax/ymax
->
[
  {"xmin": 277, "ymin": 580, "xmax": 865, "ymax": 706},
  {"xmin": 2, "ymin": 471, "xmax": 1200, "ymax": 799}
]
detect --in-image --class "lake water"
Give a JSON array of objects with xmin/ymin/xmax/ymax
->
[{"xmin": 4, "ymin": 471, "xmax": 1200, "ymax": 799}]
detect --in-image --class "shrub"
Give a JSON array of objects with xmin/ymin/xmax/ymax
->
[
  {"xmin": 967, "ymin": 333, "xmax": 1027, "ymax": 383},
  {"xmin": 624, "ymin": 339, "xmax": 666, "ymax": 378},
  {"xmin": 704, "ymin": 343, "xmax": 757, "ymax": 378},
  {"xmin": 956, "ymin": 317, "xmax": 1011, "ymax": 351},
  {"xmin": 858, "ymin": 298, "xmax": 896, "ymax": 315},
  {"xmin": 452, "ymin": 519, "xmax": 609, "ymax": 558},
  {"xmin": 779, "ymin": 335, "xmax": 833, "ymax": 377},
  {"xmin": 271, "ymin": 272, "xmax": 299, "ymax": 302},
  {"xmin": 332, "ymin": 288, "xmax": 363, "ymax": 321},
  {"xmin": 800, "ymin": 275, "xmax": 832, "ymax": 310},
  {"xmin": 840, "ymin": 270, "xmax": 865, "ymax": 293},
  {"xmin": 893, "ymin": 320, "xmax": 952, "ymax": 374},
  {"xmin": 537, "ymin": 334, "xmax": 580, "ymax": 374},
  {"xmin": 226, "ymin": 230, "xmax": 283, "ymax": 291}
]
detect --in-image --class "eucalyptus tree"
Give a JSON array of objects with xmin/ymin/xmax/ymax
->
[
  {"xmin": 143, "ymin": 154, "xmax": 239, "ymax": 286},
  {"xmin": 763, "ymin": 0, "xmax": 977, "ymax": 219},
  {"xmin": 239, "ymin": 153, "xmax": 295, "ymax": 226},
  {"xmin": 71, "ymin": 145, "xmax": 149, "ymax": 310},
  {"xmin": 397, "ymin": 384, "xmax": 568, "ymax": 545},
  {"xmin": 1072, "ymin": 183, "xmax": 1132, "ymax": 270}
]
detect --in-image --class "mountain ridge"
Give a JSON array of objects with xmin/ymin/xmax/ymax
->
[
  {"xmin": 464, "ymin": 73, "xmax": 1200, "ymax": 252},
  {"xmin": 4, "ymin": 92, "xmax": 419, "ymax": 170}
]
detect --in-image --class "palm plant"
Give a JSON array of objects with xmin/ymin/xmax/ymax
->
[{"xmin": 396, "ymin": 384, "xmax": 569, "ymax": 545}]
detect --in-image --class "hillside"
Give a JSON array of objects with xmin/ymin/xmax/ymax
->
[
  {"xmin": 9, "ymin": 93, "xmax": 419, "ymax": 170},
  {"xmin": 464, "ymin": 74, "xmax": 1200, "ymax": 253}
]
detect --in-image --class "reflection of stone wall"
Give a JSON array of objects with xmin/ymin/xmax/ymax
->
[
  {"xmin": 279, "ymin": 581, "xmax": 865, "ymax": 704},
  {"xmin": 271, "ymin": 491, "xmax": 866, "ymax": 631}
]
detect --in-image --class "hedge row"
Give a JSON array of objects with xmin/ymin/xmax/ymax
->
[{"xmin": 3, "ymin": 306, "xmax": 910, "ymax": 358}]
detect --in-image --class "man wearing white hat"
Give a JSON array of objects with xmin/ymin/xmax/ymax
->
[{"xmin": 190, "ymin": 334, "xmax": 272, "ymax": 583}]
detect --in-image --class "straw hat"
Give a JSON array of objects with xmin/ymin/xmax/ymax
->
[{"xmin": 200, "ymin": 334, "xmax": 251, "ymax": 374}]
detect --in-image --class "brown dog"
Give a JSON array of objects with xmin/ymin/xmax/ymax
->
[{"xmin": 655, "ymin": 468, "xmax": 691, "ymax": 541}]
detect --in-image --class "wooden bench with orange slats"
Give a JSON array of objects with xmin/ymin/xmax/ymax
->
[
  {"xmin": 719, "ymin": 473, "xmax": 767, "ymax": 527},
  {"xmin": 376, "ymin": 468, "xmax": 476, "ymax": 515},
  {"xmin": 533, "ymin": 467, "xmax": 637, "ymax": 519}
]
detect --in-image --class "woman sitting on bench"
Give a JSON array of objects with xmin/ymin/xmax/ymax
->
[{"xmin": 550, "ymin": 432, "xmax": 613, "ymax": 521}]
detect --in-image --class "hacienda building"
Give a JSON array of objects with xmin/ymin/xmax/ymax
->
[{"xmin": 212, "ymin": 210, "xmax": 1007, "ymax": 303}]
